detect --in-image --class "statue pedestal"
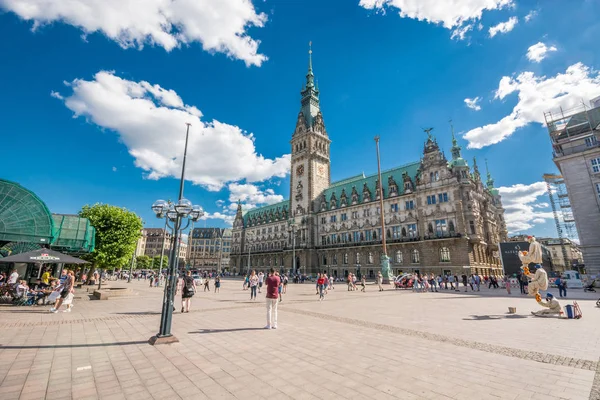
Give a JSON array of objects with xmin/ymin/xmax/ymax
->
[{"xmin": 380, "ymin": 255, "xmax": 393, "ymax": 284}]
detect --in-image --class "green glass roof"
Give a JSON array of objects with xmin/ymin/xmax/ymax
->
[
  {"xmin": 51, "ymin": 214, "xmax": 96, "ymax": 253},
  {"xmin": 0, "ymin": 179, "xmax": 54, "ymax": 245},
  {"xmin": 322, "ymin": 161, "xmax": 421, "ymax": 208},
  {"xmin": 243, "ymin": 200, "xmax": 290, "ymax": 225}
]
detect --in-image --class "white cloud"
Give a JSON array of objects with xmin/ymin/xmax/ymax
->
[
  {"xmin": 54, "ymin": 71, "xmax": 290, "ymax": 190},
  {"xmin": 463, "ymin": 63, "xmax": 600, "ymax": 149},
  {"xmin": 200, "ymin": 211, "xmax": 235, "ymax": 226},
  {"xmin": 498, "ymin": 182, "xmax": 554, "ymax": 233},
  {"xmin": 112, "ymin": 166, "xmax": 117, "ymax": 172},
  {"xmin": 451, "ymin": 24, "xmax": 473, "ymax": 41},
  {"xmin": 228, "ymin": 182, "xmax": 284, "ymax": 208},
  {"xmin": 488, "ymin": 16, "xmax": 518, "ymax": 37},
  {"xmin": 533, "ymin": 202, "xmax": 549, "ymax": 208},
  {"xmin": 50, "ymin": 90, "xmax": 63, "ymax": 100},
  {"xmin": 359, "ymin": 0, "xmax": 513, "ymax": 35},
  {"xmin": 0, "ymin": 0, "xmax": 267, "ymax": 66},
  {"xmin": 526, "ymin": 42, "xmax": 557, "ymax": 63},
  {"xmin": 464, "ymin": 96, "xmax": 482, "ymax": 111},
  {"xmin": 524, "ymin": 10, "xmax": 538, "ymax": 22}
]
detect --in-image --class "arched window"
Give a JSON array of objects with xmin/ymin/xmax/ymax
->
[
  {"xmin": 395, "ymin": 250, "xmax": 403, "ymax": 264},
  {"xmin": 373, "ymin": 230, "xmax": 377, "ymax": 240},
  {"xmin": 356, "ymin": 253, "xmax": 361, "ymax": 264},
  {"xmin": 343, "ymin": 253, "xmax": 348, "ymax": 264},
  {"xmin": 401, "ymin": 227, "xmax": 407, "ymax": 237},
  {"xmin": 430, "ymin": 172, "xmax": 434, "ymax": 182},
  {"xmin": 411, "ymin": 249, "xmax": 420, "ymax": 263},
  {"xmin": 435, "ymin": 171, "xmax": 439, "ymax": 181},
  {"xmin": 440, "ymin": 247, "xmax": 450, "ymax": 262},
  {"xmin": 428, "ymin": 223, "xmax": 434, "ymax": 234},
  {"xmin": 368, "ymin": 252, "xmax": 373, "ymax": 264}
]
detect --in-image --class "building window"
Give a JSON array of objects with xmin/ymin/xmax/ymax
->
[
  {"xmin": 408, "ymin": 224, "xmax": 417, "ymax": 238},
  {"xmin": 341, "ymin": 213, "xmax": 347, "ymax": 221},
  {"xmin": 435, "ymin": 171, "xmax": 439, "ymax": 181},
  {"xmin": 596, "ymin": 183, "xmax": 600, "ymax": 201},
  {"xmin": 592, "ymin": 158, "xmax": 600, "ymax": 173},
  {"xmin": 395, "ymin": 250, "xmax": 403, "ymax": 263},
  {"xmin": 585, "ymin": 136, "xmax": 598, "ymax": 147},
  {"xmin": 333, "ymin": 254, "xmax": 338, "ymax": 265},
  {"xmin": 363, "ymin": 209, "xmax": 370, "ymax": 217},
  {"xmin": 321, "ymin": 236, "xmax": 326, "ymax": 245},
  {"xmin": 405, "ymin": 200, "xmax": 414, "ymax": 210},
  {"xmin": 427, "ymin": 223, "xmax": 434, "ymax": 234},
  {"xmin": 435, "ymin": 219, "xmax": 447, "ymax": 236},
  {"xmin": 368, "ymin": 252, "xmax": 374, "ymax": 264},
  {"xmin": 461, "ymin": 170, "xmax": 468, "ymax": 179},
  {"xmin": 353, "ymin": 231, "xmax": 360, "ymax": 242},
  {"xmin": 343, "ymin": 253, "xmax": 348, "ymax": 264},
  {"xmin": 330, "ymin": 215, "xmax": 337, "ymax": 223},
  {"xmin": 427, "ymin": 195, "xmax": 437, "ymax": 205},
  {"xmin": 411, "ymin": 249, "xmax": 420, "ymax": 263},
  {"xmin": 352, "ymin": 211, "xmax": 358, "ymax": 219},
  {"xmin": 440, "ymin": 247, "xmax": 450, "ymax": 262},
  {"xmin": 321, "ymin": 217, "xmax": 326, "ymax": 224},
  {"xmin": 449, "ymin": 220, "xmax": 455, "ymax": 233},
  {"xmin": 390, "ymin": 203, "xmax": 399, "ymax": 212},
  {"xmin": 438, "ymin": 193, "xmax": 449, "ymax": 203},
  {"xmin": 469, "ymin": 220, "xmax": 476, "ymax": 235},
  {"xmin": 356, "ymin": 253, "xmax": 361, "ymax": 264},
  {"xmin": 392, "ymin": 226, "xmax": 401, "ymax": 239},
  {"xmin": 365, "ymin": 230, "xmax": 372, "ymax": 241}
]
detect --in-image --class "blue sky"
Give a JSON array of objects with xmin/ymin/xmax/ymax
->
[{"xmin": 1, "ymin": 0, "xmax": 599, "ymax": 238}]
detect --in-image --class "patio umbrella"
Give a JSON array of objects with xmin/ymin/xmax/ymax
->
[{"xmin": 0, "ymin": 248, "xmax": 89, "ymax": 264}]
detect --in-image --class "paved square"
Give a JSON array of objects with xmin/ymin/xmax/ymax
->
[{"xmin": 1, "ymin": 279, "xmax": 599, "ymax": 400}]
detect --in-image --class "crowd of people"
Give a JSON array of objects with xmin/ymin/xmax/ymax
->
[{"xmin": 0, "ymin": 267, "xmax": 76, "ymax": 312}]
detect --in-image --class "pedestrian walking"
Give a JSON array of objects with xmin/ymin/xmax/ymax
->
[
  {"xmin": 347, "ymin": 274, "xmax": 353, "ymax": 291},
  {"xmin": 557, "ymin": 277, "xmax": 567, "ymax": 298},
  {"xmin": 250, "ymin": 270, "xmax": 259, "ymax": 300},
  {"xmin": 50, "ymin": 269, "xmax": 74, "ymax": 313},
  {"xmin": 448, "ymin": 274, "xmax": 455, "ymax": 290},
  {"xmin": 317, "ymin": 273, "xmax": 326, "ymax": 300},
  {"xmin": 282, "ymin": 275, "xmax": 288, "ymax": 294},
  {"xmin": 278, "ymin": 274, "xmax": 283, "ymax": 302},
  {"xmin": 474, "ymin": 274, "xmax": 481, "ymax": 291},
  {"xmin": 503, "ymin": 275, "xmax": 511, "ymax": 294},
  {"xmin": 265, "ymin": 268, "xmax": 280, "ymax": 329},
  {"xmin": 214, "ymin": 275, "xmax": 221, "ymax": 293},
  {"xmin": 180, "ymin": 270, "xmax": 196, "ymax": 313},
  {"xmin": 361, "ymin": 275, "xmax": 366, "ymax": 292},
  {"xmin": 377, "ymin": 271, "xmax": 384, "ymax": 291},
  {"xmin": 453, "ymin": 275, "xmax": 460, "ymax": 292},
  {"xmin": 258, "ymin": 271, "xmax": 264, "ymax": 293}
]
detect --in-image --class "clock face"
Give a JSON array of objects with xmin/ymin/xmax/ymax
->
[{"xmin": 296, "ymin": 165, "xmax": 304, "ymax": 176}]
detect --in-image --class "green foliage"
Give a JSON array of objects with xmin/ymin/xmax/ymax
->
[
  {"xmin": 135, "ymin": 255, "xmax": 151, "ymax": 269},
  {"xmin": 79, "ymin": 204, "xmax": 142, "ymax": 270},
  {"xmin": 153, "ymin": 255, "xmax": 168, "ymax": 269}
]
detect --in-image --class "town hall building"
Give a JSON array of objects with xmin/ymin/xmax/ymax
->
[{"xmin": 229, "ymin": 48, "xmax": 508, "ymax": 279}]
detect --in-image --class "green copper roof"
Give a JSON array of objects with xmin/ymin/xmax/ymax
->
[
  {"xmin": 448, "ymin": 158, "xmax": 468, "ymax": 168},
  {"xmin": 321, "ymin": 161, "xmax": 421, "ymax": 209},
  {"xmin": 243, "ymin": 200, "xmax": 290, "ymax": 226}
]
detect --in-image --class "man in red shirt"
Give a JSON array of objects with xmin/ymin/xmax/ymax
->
[{"xmin": 265, "ymin": 268, "xmax": 280, "ymax": 329}]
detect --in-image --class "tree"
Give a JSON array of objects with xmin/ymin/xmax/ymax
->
[
  {"xmin": 153, "ymin": 255, "xmax": 168, "ymax": 270},
  {"xmin": 79, "ymin": 204, "xmax": 143, "ymax": 289},
  {"xmin": 135, "ymin": 255, "xmax": 151, "ymax": 269}
]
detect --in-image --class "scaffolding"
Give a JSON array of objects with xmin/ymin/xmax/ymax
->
[
  {"xmin": 544, "ymin": 102, "xmax": 600, "ymax": 158},
  {"xmin": 543, "ymin": 174, "xmax": 579, "ymax": 267}
]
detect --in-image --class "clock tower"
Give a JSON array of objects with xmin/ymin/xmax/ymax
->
[{"xmin": 290, "ymin": 43, "xmax": 331, "ymax": 219}]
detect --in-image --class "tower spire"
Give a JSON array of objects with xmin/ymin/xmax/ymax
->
[
  {"xmin": 472, "ymin": 157, "xmax": 481, "ymax": 182},
  {"xmin": 306, "ymin": 41, "xmax": 314, "ymax": 88},
  {"xmin": 485, "ymin": 159, "xmax": 495, "ymax": 189}
]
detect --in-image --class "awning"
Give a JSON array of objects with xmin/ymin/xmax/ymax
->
[{"xmin": 0, "ymin": 248, "xmax": 89, "ymax": 264}]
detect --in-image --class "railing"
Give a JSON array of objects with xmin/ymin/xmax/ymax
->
[{"xmin": 553, "ymin": 139, "xmax": 599, "ymax": 158}]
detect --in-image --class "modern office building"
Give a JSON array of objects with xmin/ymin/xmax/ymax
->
[
  {"xmin": 188, "ymin": 228, "xmax": 232, "ymax": 272},
  {"xmin": 545, "ymin": 101, "xmax": 600, "ymax": 276}
]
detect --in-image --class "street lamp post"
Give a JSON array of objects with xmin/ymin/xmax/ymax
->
[
  {"xmin": 287, "ymin": 219, "xmax": 297, "ymax": 276},
  {"xmin": 148, "ymin": 123, "xmax": 204, "ymax": 346},
  {"xmin": 374, "ymin": 136, "xmax": 392, "ymax": 284},
  {"xmin": 246, "ymin": 231, "xmax": 255, "ymax": 276}
]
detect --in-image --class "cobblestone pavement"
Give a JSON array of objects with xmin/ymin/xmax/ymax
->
[{"xmin": 0, "ymin": 279, "xmax": 599, "ymax": 400}]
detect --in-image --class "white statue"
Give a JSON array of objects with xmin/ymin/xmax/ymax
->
[{"xmin": 518, "ymin": 236, "xmax": 548, "ymax": 300}]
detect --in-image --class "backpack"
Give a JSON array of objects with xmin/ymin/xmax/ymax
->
[{"xmin": 184, "ymin": 277, "xmax": 195, "ymax": 294}]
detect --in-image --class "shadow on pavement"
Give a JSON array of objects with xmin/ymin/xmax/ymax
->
[
  {"xmin": 189, "ymin": 327, "xmax": 266, "ymax": 334},
  {"xmin": 0, "ymin": 340, "xmax": 148, "ymax": 349},
  {"xmin": 462, "ymin": 314, "xmax": 530, "ymax": 321},
  {"xmin": 114, "ymin": 311, "xmax": 160, "ymax": 315}
]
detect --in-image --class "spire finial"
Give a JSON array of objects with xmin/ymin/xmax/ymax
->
[
  {"xmin": 308, "ymin": 41, "xmax": 313, "ymax": 73},
  {"xmin": 305, "ymin": 41, "xmax": 314, "ymax": 88},
  {"xmin": 423, "ymin": 127, "xmax": 434, "ymax": 140},
  {"xmin": 449, "ymin": 119, "xmax": 457, "ymax": 143},
  {"xmin": 485, "ymin": 159, "xmax": 495, "ymax": 188}
]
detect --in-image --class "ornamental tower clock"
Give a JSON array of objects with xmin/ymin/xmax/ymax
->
[{"xmin": 290, "ymin": 43, "xmax": 331, "ymax": 218}]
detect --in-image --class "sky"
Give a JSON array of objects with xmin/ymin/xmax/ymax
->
[{"xmin": 1, "ymin": 0, "xmax": 599, "ymax": 239}]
